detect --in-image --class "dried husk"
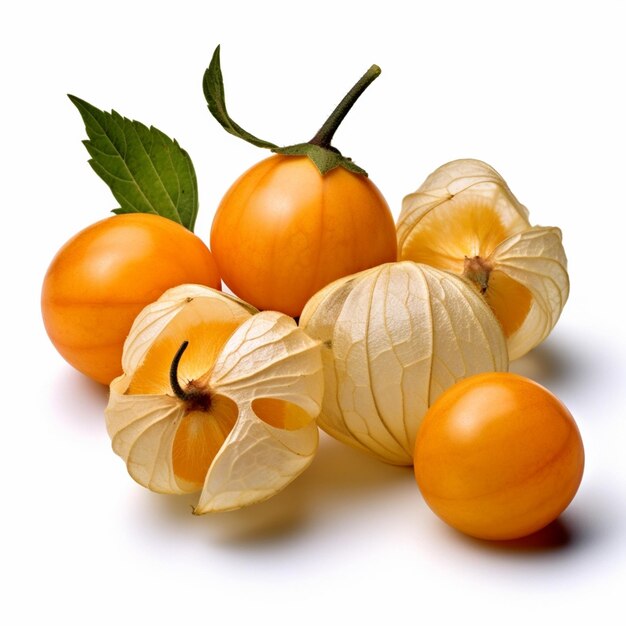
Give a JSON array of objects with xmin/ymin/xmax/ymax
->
[
  {"xmin": 105, "ymin": 284, "xmax": 323, "ymax": 513},
  {"xmin": 397, "ymin": 159, "xmax": 569, "ymax": 359},
  {"xmin": 398, "ymin": 159, "xmax": 531, "ymax": 254},
  {"xmin": 487, "ymin": 226, "xmax": 569, "ymax": 359},
  {"xmin": 299, "ymin": 262, "xmax": 508, "ymax": 465}
]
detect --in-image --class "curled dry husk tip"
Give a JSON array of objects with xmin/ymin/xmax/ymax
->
[
  {"xmin": 397, "ymin": 159, "xmax": 569, "ymax": 360},
  {"xmin": 105, "ymin": 284, "xmax": 323, "ymax": 513},
  {"xmin": 299, "ymin": 261, "xmax": 509, "ymax": 465}
]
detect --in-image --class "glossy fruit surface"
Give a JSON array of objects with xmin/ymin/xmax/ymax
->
[
  {"xmin": 414, "ymin": 372, "xmax": 584, "ymax": 540},
  {"xmin": 41, "ymin": 213, "xmax": 221, "ymax": 385},
  {"xmin": 210, "ymin": 154, "xmax": 397, "ymax": 317}
]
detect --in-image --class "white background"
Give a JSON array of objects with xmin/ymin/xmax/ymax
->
[{"xmin": 3, "ymin": 1, "xmax": 625, "ymax": 624}]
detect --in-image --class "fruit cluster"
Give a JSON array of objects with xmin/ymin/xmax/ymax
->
[{"xmin": 42, "ymin": 47, "xmax": 583, "ymax": 541}]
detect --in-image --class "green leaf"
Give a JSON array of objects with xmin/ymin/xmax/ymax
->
[
  {"xmin": 203, "ymin": 46, "xmax": 278, "ymax": 149},
  {"xmin": 68, "ymin": 95, "xmax": 199, "ymax": 231},
  {"xmin": 274, "ymin": 143, "xmax": 368, "ymax": 176}
]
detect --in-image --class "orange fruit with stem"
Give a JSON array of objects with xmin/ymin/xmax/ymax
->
[{"xmin": 204, "ymin": 46, "xmax": 397, "ymax": 317}]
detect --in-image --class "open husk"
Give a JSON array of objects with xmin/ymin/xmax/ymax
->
[
  {"xmin": 105, "ymin": 284, "xmax": 323, "ymax": 513},
  {"xmin": 397, "ymin": 159, "xmax": 569, "ymax": 359},
  {"xmin": 299, "ymin": 262, "xmax": 508, "ymax": 465}
]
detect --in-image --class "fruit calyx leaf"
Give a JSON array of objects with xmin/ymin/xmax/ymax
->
[
  {"xmin": 69, "ymin": 95, "xmax": 199, "ymax": 231},
  {"xmin": 203, "ymin": 45, "xmax": 379, "ymax": 176},
  {"xmin": 272, "ymin": 143, "xmax": 367, "ymax": 176}
]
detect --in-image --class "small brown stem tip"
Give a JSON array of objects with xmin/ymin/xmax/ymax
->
[
  {"xmin": 170, "ymin": 340, "xmax": 190, "ymax": 400},
  {"xmin": 463, "ymin": 255, "xmax": 492, "ymax": 295},
  {"xmin": 169, "ymin": 340, "xmax": 212, "ymax": 411}
]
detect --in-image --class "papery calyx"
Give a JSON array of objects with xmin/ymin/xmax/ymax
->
[
  {"xmin": 299, "ymin": 262, "xmax": 508, "ymax": 465},
  {"xmin": 397, "ymin": 159, "xmax": 569, "ymax": 359},
  {"xmin": 105, "ymin": 284, "xmax": 323, "ymax": 513}
]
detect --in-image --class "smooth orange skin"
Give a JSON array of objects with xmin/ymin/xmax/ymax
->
[
  {"xmin": 414, "ymin": 373, "xmax": 584, "ymax": 541},
  {"xmin": 41, "ymin": 213, "xmax": 221, "ymax": 385},
  {"xmin": 210, "ymin": 154, "xmax": 398, "ymax": 317}
]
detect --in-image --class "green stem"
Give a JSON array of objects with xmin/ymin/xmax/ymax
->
[{"xmin": 309, "ymin": 64, "xmax": 381, "ymax": 149}]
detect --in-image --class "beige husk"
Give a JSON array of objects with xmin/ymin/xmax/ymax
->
[
  {"xmin": 488, "ymin": 226, "xmax": 569, "ymax": 359},
  {"xmin": 299, "ymin": 262, "xmax": 509, "ymax": 465},
  {"xmin": 397, "ymin": 159, "xmax": 569, "ymax": 359},
  {"xmin": 105, "ymin": 284, "xmax": 323, "ymax": 513},
  {"xmin": 398, "ymin": 159, "xmax": 531, "ymax": 251}
]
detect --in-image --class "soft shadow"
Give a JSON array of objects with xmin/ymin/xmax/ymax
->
[
  {"xmin": 146, "ymin": 432, "xmax": 412, "ymax": 547},
  {"xmin": 211, "ymin": 434, "xmax": 411, "ymax": 546},
  {"xmin": 299, "ymin": 432, "xmax": 412, "ymax": 504},
  {"xmin": 509, "ymin": 334, "xmax": 591, "ymax": 389},
  {"xmin": 47, "ymin": 367, "xmax": 109, "ymax": 433},
  {"xmin": 148, "ymin": 486, "xmax": 312, "ymax": 548},
  {"xmin": 448, "ymin": 503, "xmax": 606, "ymax": 560},
  {"xmin": 464, "ymin": 518, "xmax": 575, "ymax": 553}
]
